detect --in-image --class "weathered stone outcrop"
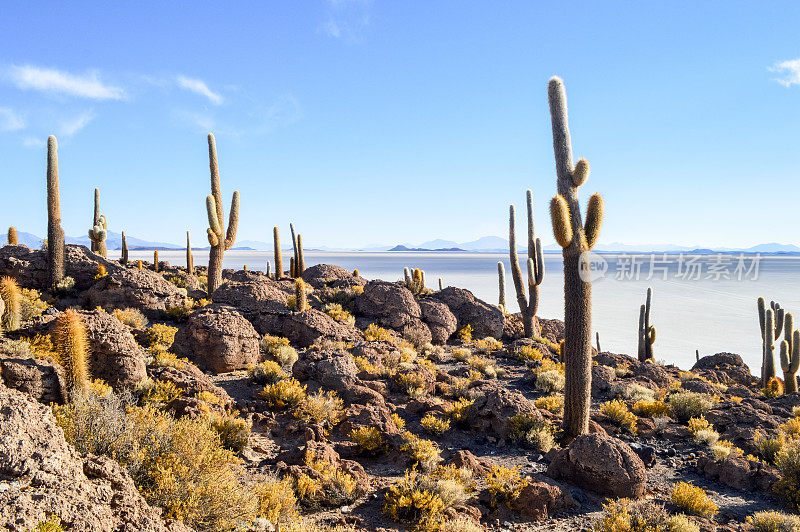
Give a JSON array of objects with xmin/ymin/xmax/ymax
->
[
  {"xmin": 147, "ymin": 364, "xmax": 231, "ymax": 404},
  {"xmin": 469, "ymin": 384, "xmax": 541, "ymax": 441},
  {"xmin": 302, "ymin": 263, "xmax": 366, "ymax": 290},
  {"xmin": 419, "ymin": 299, "xmax": 458, "ymax": 344},
  {"xmin": 294, "ymin": 349, "xmax": 385, "ymax": 406},
  {"xmin": 510, "ymin": 480, "xmax": 578, "ymax": 520},
  {"xmin": 172, "ymin": 304, "xmax": 260, "ymax": 373},
  {"xmin": 0, "ymin": 244, "xmax": 119, "ymax": 291},
  {"xmin": 0, "ymin": 351, "xmax": 65, "ymax": 404},
  {"xmin": 692, "ymin": 352, "xmax": 754, "ymax": 386},
  {"xmin": 84, "ymin": 267, "xmax": 185, "ymax": 318},
  {"xmin": 355, "ymin": 281, "xmax": 432, "ymax": 344},
  {"xmin": 432, "ymin": 286, "xmax": 503, "ymax": 339}
]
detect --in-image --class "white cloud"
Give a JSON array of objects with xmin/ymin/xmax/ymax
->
[
  {"xmin": 22, "ymin": 136, "xmax": 44, "ymax": 147},
  {"xmin": 176, "ymin": 75, "xmax": 223, "ymax": 104},
  {"xmin": 770, "ymin": 58, "xmax": 800, "ymax": 87},
  {"xmin": 8, "ymin": 65, "xmax": 124, "ymax": 100},
  {"xmin": 320, "ymin": 0, "xmax": 371, "ymax": 42},
  {"xmin": 59, "ymin": 111, "xmax": 96, "ymax": 136},
  {"xmin": 0, "ymin": 108, "xmax": 24, "ymax": 131}
]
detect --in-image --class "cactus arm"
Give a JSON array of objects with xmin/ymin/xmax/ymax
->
[
  {"xmin": 207, "ymin": 228, "xmax": 219, "ymax": 247},
  {"xmin": 758, "ymin": 297, "xmax": 766, "ymax": 339},
  {"xmin": 526, "ymin": 190, "xmax": 536, "ymax": 261},
  {"xmin": 638, "ymin": 303, "xmax": 646, "ymax": 360},
  {"xmin": 571, "ymin": 158, "xmax": 590, "ymax": 187},
  {"xmin": 290, "ymin": 222, "xmax": 299, "ymax": 267},
  {"xmin": 533, "ymin": 238, "xmax": 545, "ymax": 286},
  {"xmin": 206, "ymin": 195, "xmax": 221, "ymax": 237},
  {"xmin": 781, "ymin": 340, "xmax": 790, "ymax": 373},
  {"xmin": 527, "ymin": 257, "xmax": 540, "ymax": 316},
  {"xmin": 296, "ymin": 233, "xmax": 305, "ymax": 274},
  {"xmin": 508, "ymin": 204, "xmax": 529, "ymax": 312},
  {"xmin": 550, "ymin": 195, "xmax": 573, "ymax": 248},
  {"xmin": 764, "ymin": 308, "xmax": 776, "ymax": 385},
  {"xmin": 208, "ymin": 133, "xmax": 224, "ymax": 227},
  {"xmin": 584, "ymin": 193, "xmax": 604, "ymax": 250},
  {"xmin": 224, "ymin": 190, "xmax": 239, "ymax": 250}
]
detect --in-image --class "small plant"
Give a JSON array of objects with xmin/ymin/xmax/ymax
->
[
  {"xmin": 600, "ymin": 400, "xmax": 637, "ymax": 434},
  {"xmin": 764, "ymin": 377, "xmax": 785, "ymax": 398},
  {"xmin": 294, "ymin": 390, "xmax": 345, "ymax": 431},
  {"xmin": 473, "ymin": 336, "xmax": 502, "ymax": 353},
  {"xmin": 260, "ymin": 378, "xmax": 307, "ymax": 410},
  {"xmin": 391, "ymin": 412, "xmax": 406, "ymax": 430},
  {"xmin": 668, "ymin": 391, "xmax": 714, "ymax": 423},
  {"xmin": 55, "ymin": 276, "xmax": 75, "ymax": 293},
  {"xmin": 451, "ymin": 347, "xmax": 470, "ymax": 361},
  {"xmin": 534, "ymin": 394, "xmax": 564, "ymax": 413},
  {"xmin": 350, "ymin": 426, "xmax": 384, "ymax": 454},
  {"xmin": 632, "ymin": 399, "xmax": 670, "ymax": 418},
  {"xmin": 112, "ymin": 308, "xmax": 148, "ymax": 329},
  {"xmin": 514, "ymin": 345, "xmax": 544, "ymax": 361},
  {"xmin": 400, "ymin": 431, "xmax": 442, "ymax": 472},
  {"xmin": 536, "ymin": 369, "xmax": 565, "ymax": 393},
  {"xmin": 146, "ymin": 323, "xmax": 178, "ymax": 350},
  {"xmin": 458, "ymin": 324, "xmax": 473, "ymax": 343},
  {"xmin": 303, "ymin": 450, "xmax": 363, "ymax": 507},
  {"xmin": 756, "ymin": 430, "xmax": 786, "ymax": 464},
  {"xmin": 26, "ymin": 515, "xmax": 64, "ymax": 532},
  {"xmin": 210, "ymin": 413, "xmax": 251, "ymax": 452},
  {"xmin": 508, "ymin": 414, "xmax": 555, "ymax": 452},
  {"xmin": 139, "ymin": 378, "xmax": 183, "ymax": 406},
  {"xmin": 670, "ymin": 482, "xmax": 718, "ymax": 517},
  {"xmin": 775, "ymin": 437, "xmax": 800, "ymax": 511},
  {"xmin": 747, "ymin": 510, "xmax": 800, "ymax": 531},
  {"xmin": 253, "ymin": 475, "xmax": 298, "ymax": 524},
  {"xmin": 420, "ymin": 413, "xmax": 451, "ymax": 435},
  {"xmin": 445, "ymin": 397, "xmax": 473, "ymax": 426},
  {"xmin": 364, "ymin": 323, "xmax": 393, "ymax": 342},
  {"xmin": 167, "ymin": 274, "xmax": 187, "ymax": 288},
  {"xmin": 94, "ymin": 264, "xmax": 108, "ymax": 280},
  {"xmin": 383, "ymin": 469, "xmax": 445, "ymax": 529},
  {"xmin": 486, "ymin": 465, "xmax": 529, "ymax": 509},
  {"xmin": 248, "ymin": 360, "xmax": 287, "ymax": 384},
  {"xmin": 322, "ymin": 302, "xmax": 355, "ymax": 325}
]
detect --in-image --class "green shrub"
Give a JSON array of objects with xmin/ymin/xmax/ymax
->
[{"xmin": 668, "ymin": 391, "xmax": 714, "ymax": 423}]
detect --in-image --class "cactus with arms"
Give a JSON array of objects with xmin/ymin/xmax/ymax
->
[
  {"xmin": 205, "ymin": 133, "xmax": 239, "ymax": 294},
  {"xmin": 509, "ymin": 190, "xmax": 545, "ymax": 337},
  {"xmin": 781, "ymin": 330, "xmax": 800, "ymax": 393},
  {"xmin": 759, "ymin": 298, "xmax": 785, "ymax": 385},
  {"xmin": 548, "ymin": 77, "xmax": 604, "ymax": 439},
  {"xmin": 637, "ymin": 287, "xmax": 656, "ymax": 361},
  {"xmin": 47, "ymin": 136, "xmax": 65, "ymax": 290}
]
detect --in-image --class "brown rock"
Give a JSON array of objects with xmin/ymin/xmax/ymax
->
[
  {"xmin": 469, "ymin": 385, "xmax": 541, "ymax": 440},
  {"xmin": 302, "ymin": 264, "xmax": 366, "ymax": 290},
  {"xmin": 0, "ymin": 352, "xmax": 65, "ymax": 404},
  {"xmin": 74, "ymin": 310, "xmax": 147, "ymax": 388},
  {"xmin": 510, "ymin": 480, "xmax": 577, "ymax": 520},
  {"xmin": 147, "ymin": 364, "xmax": 231, "ymax": 403},
  {"xmin": 432, "ymin": 286, "xmax": 503, "ymax": 339},
  {"xmin": 547, "ymin": 433, "xmax": 647, "ymax": 498},
  {"xmin": 355, "ymin": 280, "xmax": 432, "ymax": 343},
  {"xmin": 84, "ymin": 267, "xmax": 185, "ymax": 318},
  {"xmin": 419, "ymin": 298, "xmax": 458, "ymax": 344},
  {"xmin": 0, "ymin": 244, "xmax": 120, "ymax": 292},
  {"xmin": 451, "ymin": 450, "xmax": 488, "ymax": 476},
  {"xmin": 692, "ymin": 352, "xmax": 754, "ymax": 386}
]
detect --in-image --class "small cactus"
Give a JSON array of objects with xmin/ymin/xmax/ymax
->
[
  {"xmin": 403, "ymin": 267, "xmax": 411, "ymax": 285},
  {"xmin": 186, "ymin": 231, "xmax": 194, "ymax": 273},
  {"xmin": 47, "ymin": 136, "xmax": 65, "ymax": 290},
  {"xmin": 296, "ymin": 234, "xmax": 305, "ymax": 276},
  {"xmin": 438, "ymin": 278, "xmax": 443, "ymax": 291},
  {"xmin": 120, "ymin": 231, "xmax": 129, "ymax": 265},
  {"xmin": 782, "ymin": 329, "xmax": 800, "ymax": 393},
  {"xmin": 205, "ymin": 133, "xmax": 239, "ymax": 294},
  {"xmin": 290, "ymin": 223, "xmax": 298, "ymax": 271},
  {"xmin": 509, "ymin": 190, "xmax": 545, "ymax": 337},
  {"xmin": 353, "ymin": 268, "xmax": 360, "ymax": 277},
  {"xmin": 273, "ymin": 227, "xmax": 283, "ymax": 279},
  {"xmin": 497, "ymin": 261, "xmax": 507, "ymax": 313},
  {"xmin": 266, "ymin": 260, "xmax": 271, "ymax": 278},
  {"xmin": 696, "ymin": 349, "xmax": 700, "ymax": 363},
  {"xmin": 637, "ymin": 287, "xmax": 656, "ymax": 361},
  {"xmin": 289, "ymin": 257, "xmax": 296, "ymax": 279},
  {"xmin": 136, "ymin": 260, "xmax": 143, "ymax": 270},
  {"xmin": 88, "ymin": 188, "xmax": 108, "ymax": 258},
  {"xmin": 0, "ymin": 276, "xmax": 22, "ymax": 331},
  {"xmin": 295, "ymin": 278, "xmax": 307, "ymax": 312},
  {"xmin": 7, "ymin": 226, "xmax": 17, "ymax": 246},
  {"xmin": 54, "ymin": 308, "xmax": 90, "ymax": 392},
  {"xmin": 153, "ymin": 250, "xmax": 159, "ymax": 272},
  {"xmin": 596, "ymin": 332, "xmax": 601, "ymax": 353},
  {"xmin": 243, "ymin": 264, "xmax": 248, "ymax": 271}
]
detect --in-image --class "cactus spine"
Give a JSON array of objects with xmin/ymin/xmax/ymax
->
[
  {"xmin": 782, "ymin": 329, "xmax": 800, "ymax": 393},
  {"xmin": 0, "ymin": 277, "xmax": 21, "ymax": 332},
  {"xmin": 121, "ymin": 231, "xmax": 128, "ymax": 264},
  {"xmin": 295, "ymin": 278, "xmax": 307, "ymax": 312},
  {"xmin": 54, "ymin": 309, "xmax": 90, "ymax": 392},
  {"xmin": 186, "ymin": 231, "xmax": 194, "ymax": 273},
  {"xmin": 296, "ymin": 233, "xmax": 305, "ymax": 276},
  {"xmin": 205, "ymin": 133, "xmax": 239, "ymax": 294},
  {"xmin": 548, "ymin": 77, "xmax": 604, "ymax": 439},
  {"xmin": 509, "ymin": 190, "xmax": 545, "ymax": 337},
  {"xmin": 7, "ymin": 227, "xmax": 17, "ymax": 246},
  {"xmin": 637, "ymin": 287, "xmax": 656, "ymax": 361},
  {"xmin": 273, "ymin": 227, "xmax": 283, "ymax": 279},
  {"xmin": 153, "ymin": 250, "xmax": 159, "ymax": 272},
  {"xmin": 88, "ymin": 188, "xmax": 108, "ymax": 257},
  {"xmin": 497, "ymin": 261, "xmax": 507, "ymax": 313},
  {"xmin": 47, "ymin": 136, "xmax": 65, "ymax": 290}
]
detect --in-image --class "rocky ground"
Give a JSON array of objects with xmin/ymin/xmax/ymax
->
[{"xmin": 0, "ymin": 243, "xmax": 796, "ymax": 531}]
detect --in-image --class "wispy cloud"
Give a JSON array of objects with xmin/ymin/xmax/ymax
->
[
  {"xmin": 176, "ymin": 75, "xmax": 223, "ymax": 104},
  {"xmin": 8, "ymin": 65, "xmax": 124, "ymax": 100},
  {"xmin": 59, "ymin": 111, "xmax": 96, "ymax": 136},
  {"xmin": 320, "ymin": 0, "xmax": 371, "ymax": 42},
  {"xmin": 22, "ymin": 136, "xmax": 44, "ymax": 148},
  {"xmin": 0, "ymin": 108, "xmax": 25, "ymax": 131},
  {"xmin": 770, "ymin": 58, "xmax": 800, "ymax": 87}
]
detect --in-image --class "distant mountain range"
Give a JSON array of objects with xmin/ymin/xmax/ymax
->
[{"xmin": 5, "ymin": 230, "xmax": 800, "ymax": 255}]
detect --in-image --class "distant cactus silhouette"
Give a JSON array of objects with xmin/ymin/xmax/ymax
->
[
  {"xmin": 205, "ymin": 133, "xmax": 239, "ymax": 294},
  {"xmin": 782, "ymin": 329, "xmax": 800, "ymax": 393},
  {"xmin": 0, "ymin": 276, "xmax": 21, "ymax": 331},
  {"xmin": 353, "ymin": 269, "xmax": 360, "ymax": 277},
  {"xmin": 54, "ymin": 309, "xmax": 90, "ymax": 392},
  {"xmin": 548, "ymin": 76, "xmax": 604, "ymax": 438},
  {"xmin": 438, "ymin": 278, "xmax": 443, "ymax": 291},
  {"xmin": 47, "ymin": 136, "xmax": 65, "ymax": 290},
  {"xmin": 88, "ymin": 188, "xmax": 108, "ymax": 257},
  {"xmin": 295, "ymin": 278, "xmax": 307, "ymax": 311},
  {"xmin": 7, "ymin": 227, "xmax": 17, "ymax": 246},
  {"xmin": 273, "ymin": 227, "xmax": 283, "ymax": 280},
  {"xmin": 296, "ymin": 233, "xmax": 305, "ymax": 276},
  {"xmin": 121, "ymin": 231, "xmax": 129, "ymax": 264},
  {"xmin": 290, "ymin": 223, "xmax": 298, "ymax": 276},
  {"xmin": 596, "ymin": 332, "xmax": 601, "ymax": 353},
  {"xmin": 509, "ymin": 190, "xmax": 544, "ymax": 337},
  {"xmin": 186, "ymin": 231, "xmax": 194, "ymax": 273},
  {"xmin": 637, "ymin": 287, "xmax": 656, "ymax": 361},
  {"xmin": 266, "ymin": 260, "xmax": 271, "ymax": 278},
  {"xmin": 497, "ymin": 261, "xmax": 506, "ymax": 313},
  {"xmin": 153, "ymin": 250, "xmax": 159, "ymax": 272}
]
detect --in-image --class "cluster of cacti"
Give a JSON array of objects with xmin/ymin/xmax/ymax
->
[
  {"xmin": 781, "ymin": 328, "xmax": 800, "ymax": 393},
  {"xmin": 53, "ymin": 308, "xmax": 90, "ymax": 392},
  {"xmin": 88, "ymin": 188, "xmax": 108, "ymax": 258},
  {"xmin": 403, "ymin": 267, "xmax": 426, "ymax": 295},
  {"xmin": 273, "ymin": 227, "xmax": 283, "ymax": 279},
  {"xmin": 295, "ymin": 278, "xmax": 308, "ymax": 311},
  {"xmin": 7, "ymin": 226, "xmax": 17, "ymax": 246},
  {"xmin": 0, "ymin": 276, "xmax": 21, "ymax": 332},
  {"xmin": 548, "ymin": 76, "xmax": 604, "ymax": 438},
  {"xmin": 497, "ymin": 262, "xmax": 506, "ymax": 313},
  {"xmin": 153, "ymin": 250, "xmax": 159, "ymax": 272},
  {"xmin": 186, "ymin": 231, "xmax": 194, "ymax": 273},
  {"xmin": 637, "ymin": 287, "xmax": 656, "ymax": 361},
  {"xmin": 289, "ymin": 223, "xmax": 306, "ymax": 277},
  {"xmin": 508, "ymin": 190, "xmax": 545, "ymax": 338},
  {"xmin": 759, "ymin": 297, "xmax": 799, "ymax": 391},
  {"xmin": 120, "ymin": 231, "xmax": 129, "ymax": 264},
  {"xmin": 205, "ymin": 133, "xmax": 239, "ymax": 294},
  {"xmin": 47, "ymin": 136, "xmax": 65, "ymax": 290}
]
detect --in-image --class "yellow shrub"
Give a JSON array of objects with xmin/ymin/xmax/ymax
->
[
  {"xmin": 632, "ymin": 399, "xmax": 670, "ymax": 418},
  {"xmin": 451, "ymin": 348, "xmax": 470, "ymax": 362},
  {"xmin": 294, "ymin": 390, "xmax": 344, "ymax": 430},
  {"xmin": 397, "ymin": 372, "xmax": 428, "ymax": 396},
  {"xmin": 253, "ymin": 476, "xmax": 298, "ymax": 524},
  {"xmin": 148, "ymin": 348, "xmax": 189, "ymax": 371},
  {"xmin": 364, "ymin": 323, "xmax": 393, "ymax": 342},
  {"xmin": 303, "ymin": 451, "xmax": 362, "ymax": 507},
  {"xmin": 350, "ymin": 426, "xmax": 384, "ymax": 454},
  {"xmin": 668, "ymin": 391, "xmax": 714, "ymax": 423},
  {"xmin": 112, "ymin": 307, "xmax": 148, "ymax": 329},
  {"xmin": 195, "ymin": 391, "xmax": 223, "ymax": 405},
  {"xmin": 383, "ymin": 470, "xmax": 446, "ymax": 529},
  {"xmin": 353, "ymin": 355, "xmax": 378, "ymax": 374},
  {"xmin": 25, "ymin": 515, "xmax": 63, "ymax": 532},
  {"xmin": 687, "ymin": 416, "xmax": 711, "ymax": 434},
  {"xmin": 400, "ymin": 431, "xmax": 442, "ymax": 472},
  {"xmin": 537, "ymin": 357, "xmax": 565, "ymax": 374},
  {"xmin": 508, "ymin": 415, "xmax": 555, "ymax": 452},
  {"xmin": 535, "ymin": 394, "xmax": 564, "ymax": 413},
  {"xmin": 458, "ymin": 324, "xmax": 473, "ymax": 343},
  {"xmin": 444, "ymin": 398, "xmax": 473, "ymax": 426},
  {"xmin": 420, "ymin": 414, "xmax": 451, "ymax": 435},
  {"xmin": 259, "ymin": 378, "xmax": 307, "ymax": 410},
  {"xmin": 449, "ymin": 377, "xmax": 471, "ymax": 398},
  {"xmin": 600, "ymin": 400, "xmax": 637, "ymax": 434},
  {"xmin": 486, "ymin": 465, "xmax": 529, "ymax": 508},
  {"xmin": 747, "ymin": 510, "xmax": 800, "ymax": 531},
  {"xmin": 140, "ymin": 379, "xmax": 183, "ymax": 406},
  {"xmin": 248, "ymin": 360, "xmax": 287, "ymax": 384},
  {"xmin": 210, "ymin": 413, "xmax": 251, "ymax": 453},
  {"xmin": 535, "ymin": 369, "xmax": 565, "ymax": 393},
  {"xmin": 146, "ymin": 323, "xmax": 178, "ymax": 350},
  {"xmin": 391, "ymin": 412, "xmax": 406, "ymax": 430},
  {"xmin": 756, "ymin": 430, "xmax": 787, "ymax": 464},
  {"xmin": 775, "ymin": 437, "xmax": 800, "ymax": 511},
  {"xmin": 473, "ymin": 336, "xmax": 502, "ymax": 354},
  {"xmin": 19, "ymin": 334, "xmax": 59, "ymax": 362},
  {"xmin": 514, "ymin": 345, "xmax": 543, "ymax": 361},
  {"xmin": 670, "ymin": 482, "xmax": 718, "ymax": 517},
  {"xmin": 784, "ymin": 417, "xmax": 800, "ymax": 436},
  {"xmin": 322, "ymin": 303, "xmax": 355, "ymax": 325}
]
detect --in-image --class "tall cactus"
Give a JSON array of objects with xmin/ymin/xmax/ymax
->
[
  {"xmin": 0, "ymin": 276, "xmax": 21, "ymax": 332},
  {"xmin": 497, "ymin": 261, "xmax": 507, "ymax": 313},
  {"xmin": 637, "ymin": 287, "xmax": 656, "ymax": 361},
  {"xmin": 54, "ymin": 308, "xmax": 90, "ymax": 392},
  {"xmin": 296, "ymin": 233, "xmax": 305, "ymax": 276},
  {"xmin": 153, "ymin": 250, "xmax": 159, "ymax": 273},
  {"xmin": 7, "ymin": 227, "xmax": 17, "ymax": 246},
  {"xmin": 759, "ymin": 298, "xmax": 785, "ymax": 385},
  {"xmin": 47, "ymin": 136, "xmax": 65, "ymax": 290},
  {"xmin": 205, "ymin": 133, "xmax": 239, "ymax": 294},
  {"xmin": 120, "ymin": 231, "xmax": 129, "ymax": 264},
  {"xmin": 781, "ymin": 330, "xmax": 800, "ymax": 393},
  {"xmin": 88, "ymin": 188, "xmax": 108, "ymax": 257},
  {"xmin": 186, "ymin": 231, "xmax": 194, "ymax": 273},
  {"xmin": 548, "ymin": 77, "xmax": 604, "ymax": 439},
  {"xmin": 509, "ymin": 190, "xmax": 545, "ymax": 337},
  {"xmin": 273, "ymin": 227, "xmax": 283, "ymax": 280}
]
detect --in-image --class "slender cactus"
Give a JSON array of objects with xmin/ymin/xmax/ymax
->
[
  {"xmin": 289, "ymin": 257, "xmax": 295, "ymax": 279},
  {"xmin": 88, "ymin": 188, "xmax": 108, "ymax": 257},
  {"xmin": 0, "ymin": 276, "xmax": 21, "ymax": 331},
  {"xmin": 548, "ymin": 77, "xmax": 604, "ymax": 439},
  {"xmin": 47, "ymin": 136, "xmax": 65, "ymax": 290},
  {"xmin": 120, "ymin": 231, "xmax": 129, "ymax": 264},
  {"xmin": 7, "ymin": 227, "xmax": 17, "ymax": 246},
  {"xmin": 273, "ymin": 227, "xmax": 283, "ymax": 279},
  {"xmin": 290, "ymin": 223, "xmax": 298, "ymax": 276},
  {"xmin": 90, "ymin": 188, "xmax": 99, "ymax": 252},
  {"xmin": 596, "ymin": 332, "xmax": 601, "ymax": 353},
  {"xmin": 266, "ymin": 260, "xmax": 271, "ymax": 278},
  {"xmin": 763, "ymin": 307, "xmax": 777, "ymax": 386},
  {"xmin": 186, "ymin": 231, "xmax": 194, "ymax": 273},
  {"xmin": 296, "ymin": 233, "xmax": 305, "ymax": 276},
  {"xmin": 760, "ymin": 298, "xmax": 786, "ymax": 384},
  {"xmin": 497, "ymin": 261, "xmax": 507, "ymax": 313},
  {"xmin": 205, "ymin": 133, "xmax": 239, "ymax": 294},
  {"xmin": 438, "ymin": 278, "xmax": 443, "ymax": 291},
  {"xmin": 509, "ymin": 190, "xmax": 545, "ymax": 337},
  {"xmin": 153, "ymin": 250, "xmax": 159, "ymax": 273},
  {"xmin": 637, "ymin": 287, "xmax": 656, "ymax": 361},
  {"xmin": 696, "ymin": 349, "xmax": 700, "ymax": 363},
  {"xmin": 54, "ymin": 308, "xmax": 90, "ymax": 393},
  {"xmin": 295, "ymin": 278, "xmax": 307, "ymax": 312},
  {"xmin": 782, "ymin": 329, "xmax": 800, "ymax": 393}
]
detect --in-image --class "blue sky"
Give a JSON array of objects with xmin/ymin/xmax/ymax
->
[{"xmin": 1, "ymin": 1, "xmax": 799, "ymax": 249}]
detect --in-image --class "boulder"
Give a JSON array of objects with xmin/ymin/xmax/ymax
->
[
  {"xmin": 547, "ymin": 434, "xmax": 647, "ymax": 498},
  {"xmin": 469, "ymin": 385, "xmax": 541, "ymax": 440},
  {"xmin": 450, "ymin": 450, "xmax": 488, "ymax": 476},
  {"xmin": 147, "ymin": 364, "xmax": 231, "ymax": 403},
  {"xmin": 302, "ymin": 264, "xmax": 366, "ymax": 290},
  {"xmin": 0, "ymin": 385, "xmax": 186, "ymax": 531},
  {"xmin": 294, "ymin": 350, "xmax": 384, "ymax": 406},
  {"xmin": 692, "ymin": 352, "xmax": 754, "ymax": 386},
  {"xmin": 0, "ymin": 244, "xmax": 119, "ymax": 292},
  {"xmin": 355, "ymin": 281, "xmax": 431, "ymax": 341},
  {"xmin": 510, "ymin": 480, "xmax": 577, "ymax": 520},
  {"xmin": 173, "ymin": 304, "xmax": 260, "ymax": 373},
  {"xmin": 419, "ymin": 299, "xmax": 458, "ymax": 344},
  {"xmin": 0, "ymin": 353, "xmax": 65, "ymax": 404},
  {"xmin": 84, "ymin": 267, "xmax": 185, "ymax": 319},
  {"xmin": 538, "ymin": 318, "xmax": 565, "ymax": 343},
  {"xmin": 432, "ymin": 287, "xmax": 503, "ymax": 339}
]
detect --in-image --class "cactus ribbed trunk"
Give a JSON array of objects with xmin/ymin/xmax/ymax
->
[
  {"xmin": 47, "ymin": 136, "xmax": 64, "ymax": 290},
  {"xmin": 54, "ymin": 309, "xmax": 90, "ymax": 393},
  {"xmin": 764, "ymin": 308, "xmax": 776, "ymax": 386},
  {"xmin": 290, "ymin": 223, "xmax": 298, "ymax": 275},
  {"xmin": 186, "ymin": 231, "xmax": 194, "ymax": 272},
  {"xmin": 121, "ymin": 231, "xmax": 128, "ymax": 264},
  {"xmin": 205, "ymin": 133, "xmax": 239, "ymax": 294},
  {"xmin": 273, "ymin": 227, "xmax": 283, "ymax": 279}
]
